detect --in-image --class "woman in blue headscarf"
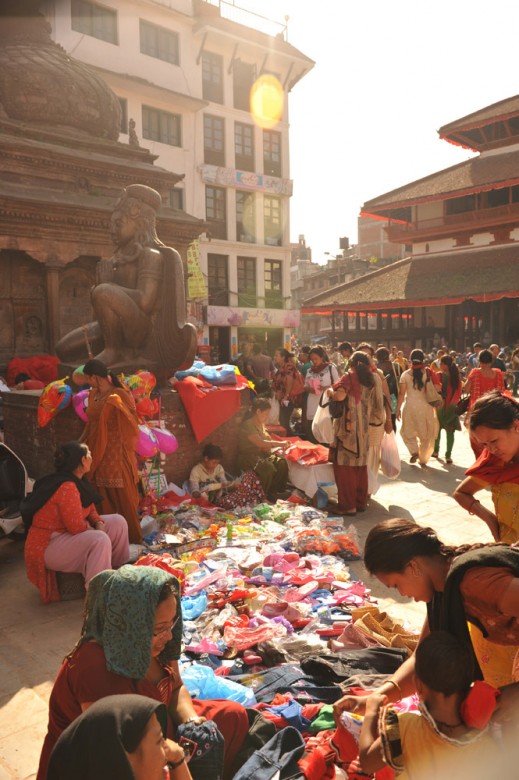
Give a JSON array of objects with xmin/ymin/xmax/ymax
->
[{"xmin": 37, "ymin": 565, "xmax": 247, "ymax": 780}]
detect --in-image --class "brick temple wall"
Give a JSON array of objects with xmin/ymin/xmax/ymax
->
[{"xmin": 1, "ymin": 387, "xmax": 250, "ymax": 484}]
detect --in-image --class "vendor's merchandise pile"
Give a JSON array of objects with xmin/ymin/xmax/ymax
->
[{"xmin": 136, "ymin": 500, "xmax": 420, "ymax": 779}]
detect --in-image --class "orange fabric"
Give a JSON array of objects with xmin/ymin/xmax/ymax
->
[
  {"xmin": 460, "ymin": 566, "xmax": 519, "ymax": 644},
  {"xmin": 84, "ymin": 387, "xmax": 141, "ymax": 543},
  {"xmin": 24, "ymin": 482, "xmax": 99, "ymax": 603}
]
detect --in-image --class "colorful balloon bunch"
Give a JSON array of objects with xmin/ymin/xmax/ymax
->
[{"xmin": 37, "ymin": 379, "xmax": 73, "ymax": 427}]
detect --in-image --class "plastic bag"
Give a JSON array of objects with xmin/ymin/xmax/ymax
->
[
  {"xmin": 199, "ymin": 364, "xmax": 237, "ymax": 386},
  {"xmin": 367, "ymin": 466, "xmax": 379, "ymax": 495},
  {"xmin": 267, "ymin": 397, "xmax": 280, "ymax": 425},
  {"xmin": 180, "ymin": 662, "xmax": 257, "ymax": 706},
  {"xmin": 380, "ymin": 431, "xmax": 401, "ymax": 479},
  {"xmin": 311, "ymin": 393, "xmax": 334, "ymax": 444}
]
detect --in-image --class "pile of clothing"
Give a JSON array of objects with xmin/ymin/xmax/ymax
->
[{"xmin": 134, "ymin": 502, "xmax": 421, "ymax": 779}]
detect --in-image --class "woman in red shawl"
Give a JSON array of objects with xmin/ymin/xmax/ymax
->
[{"xmin": 453, "ymin": 391, "xmax": 519, "ymax": 543}]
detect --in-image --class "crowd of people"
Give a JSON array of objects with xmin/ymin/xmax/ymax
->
[{"xmin": 10, "ymin": 335, "xmax": 519, "ymax": 779}]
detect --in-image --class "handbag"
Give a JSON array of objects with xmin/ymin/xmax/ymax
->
[
  {"xmin": 329, "ymin": 398, "xmax": 345, "ymax": 419},
  {"xmin": 424, "ymin": 371, "xmax": 442, "ymax": 408},
  {"xmin": 455, "ymin": 394, "xmax": 470, "ymax": 416}
]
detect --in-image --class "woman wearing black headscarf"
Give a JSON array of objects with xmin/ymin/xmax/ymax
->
[
  {"xmin": 23, "ymin": 441, "xmax": 129, "ymax": 603},
  {"xmin": 47, "ymin": 694, "xmax": 192, "ymax": 780}
]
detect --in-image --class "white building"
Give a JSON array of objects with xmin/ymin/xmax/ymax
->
[{"xmin": 45, "ymin": 0, "xmax": 313, "ymax": 361}]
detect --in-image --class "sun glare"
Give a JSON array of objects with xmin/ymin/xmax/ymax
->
[{"xmin": 250, "ymin": 73, "xmax": 284, "ymax": 130}]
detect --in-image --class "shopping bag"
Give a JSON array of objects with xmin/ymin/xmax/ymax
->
[
  {"xmin": 425, "ymin": 369, "xmax": 442, "ymax": 408},
  {"xmin": 367, "ymin": 466, "xmax": 380, "ymax": 495},
  {"xmin": 380, "ymin": 431, "xmax": 401, "ymax": 479},
  {"xmin": 311, "ymin": 393, "xmax": 334, "ymax": 444}
]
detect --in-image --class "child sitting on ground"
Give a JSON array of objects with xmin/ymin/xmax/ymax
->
[
  {"xmin": 188, "ymin": 444, "xmax": 236, "ymax": 503},
  {"xmin": 359, "ymin": 631, "xmax": 498, "ymax": 779}
]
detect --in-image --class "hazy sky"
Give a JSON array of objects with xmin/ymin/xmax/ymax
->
[{"xmin": 244, "ymin": 0, "xmax": 519, "ymax": 262}]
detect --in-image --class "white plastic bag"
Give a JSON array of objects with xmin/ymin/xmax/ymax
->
[
  {"xmin": 311, "ymin": 393, "xmax": 334, "ymax": 444},
  {"xmin": 267, "ymin": 397, "xmax": 280, "ymax": 425},
  {"xmin": 367, "ymin": 466, "xmax": 380, "ymax": 495},
  {"xmin": 380, "ymin": 431, "xmax": 401, "ymax": 479}
]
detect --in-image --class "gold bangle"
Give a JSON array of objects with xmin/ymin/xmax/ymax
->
[{"xmin": 386, "ymin": 678, "xmax": 403, "ymax": 698}]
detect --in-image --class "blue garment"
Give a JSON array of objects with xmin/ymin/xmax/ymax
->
[
  {"xmin": 232, "ymin": 726, "xmax": 305, "ymax": 780},
  {"xmin": 263, "ymin": 699, "xmax": 311, "ymax": 732}
]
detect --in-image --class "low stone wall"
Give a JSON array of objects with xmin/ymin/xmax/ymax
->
[{"xmin": 1, "ymin": 387, "xmax": 250, "ymax": 484}]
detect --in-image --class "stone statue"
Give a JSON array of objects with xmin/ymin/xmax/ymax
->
[{"xmin": 55, "ymin": 184, "xmax": 197, "ymax": 373}]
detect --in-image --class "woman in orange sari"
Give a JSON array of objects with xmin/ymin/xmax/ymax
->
[{"xmin": 82, "ymin": 359, "xmax": 142, "ymax": 543}]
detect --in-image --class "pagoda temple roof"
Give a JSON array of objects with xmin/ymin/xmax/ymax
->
[
  {"xmin": 301, "ymin": 244, "xmax": 519, "ymax": 312},
  {"xmin": 439, "ymin": 95, "xmax": 519, "ymax": 150},
  {"xmin": 361, "ymin": 146, "xmax": 519, "ymax": 217}
]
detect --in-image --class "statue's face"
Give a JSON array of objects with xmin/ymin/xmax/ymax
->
[{"xmin": 110, "ymin": 200, "xmax": 137, "ymax": 246}]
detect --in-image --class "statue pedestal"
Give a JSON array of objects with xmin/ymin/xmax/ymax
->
[{"xmin": 1, "ymin": 386, "xmax": 250, "ymax": 485}]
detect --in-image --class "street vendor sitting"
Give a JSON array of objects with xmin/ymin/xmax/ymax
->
[
  {"xmin": 188, "ymin": 444, "xmax": 236, "ymax": 503},
  {"xmin": 237, "ymin": 398, "xmax": 291, "ymax": 502}
]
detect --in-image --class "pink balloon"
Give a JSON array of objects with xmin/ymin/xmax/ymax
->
[
  {"xmin": 136, "ymin": 424, "xmax": 159, "ymax": 458},
  {"xmin": 72, "ymin": 390, "xmax": 89, "ymax": 422},
  {"xmin": 154, "ymin": 427, "xmax": 178, "ymax": 454}
]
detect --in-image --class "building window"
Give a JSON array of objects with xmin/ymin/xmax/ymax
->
[
  {"xmin": 264, "ymin": 195, "xmax": 282, "ymax": 246},
  {"xmin": 233, "ymin": 60, "xmax": 255, "ymax": 111},
  {"xmin": 208, "ymin": 254, "xmax": 229, "ymax": 306},
  {"xmin": 236, "ymin": 191, "xmax": 255, "ymax": 243},
  {"xmin": 142, "ymin": 106, "xmax": 181, "ymax": 146},
  {"xmin": 202, "ymin": 51, "xmax": 224, "ymax": 104},
  {"xmin": 205, "ymin": 186, "xmax": 227, "ymax": 240},
  {"xmin": 203, "ymin": 114, "xmax": 225, "ymax": 166},
  {"xmin": 264, "ymin": 259, "xmax": 282, "ymax": 309},
  {"xmin": 139, "ymin": 20, "xmax": 179, "ymax": 65},
  {"xmin": 235, "ymin": 122, "xmax": 255, "ymax": 171},
  {"xmin": 263, "ymin": 130, "xmax": 281, "ymax": 177},
  {"xmin": 71, "ymin": 0, "xmax": 117, "ymax": 44},
  {"xmin": 381, "ymin": 313, "xmax": 388, "ymax": 330},
  {"xmin": 237, "ymin": 257, "xmax": 256, "ymax": 307},
  {"xmin": 117, "ymin": 97, "xmax": 128, "ymax": 134},
  {"xmin": 367, "ymin": 313, "xmax": 377, "ymax": 330},
  {"xmin": 359, "ymin": 312, "xmax": 367, "ymax": 330},
  {"xmin": 169, "ymin": 189, "xmax": 184, "ymax": 210},
  {"xmin": 391, "ymin": 313, "xmax": 400, "ymax": 329}
]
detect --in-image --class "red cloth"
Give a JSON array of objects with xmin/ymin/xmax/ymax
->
[
  {"xmin": 284, "ymin": 437, "xmax": 330, "ymax": 465},
  {"xmin": 7, "ymin": 354, "xmax": 59, "ymax": 386},
  {"xmin": 176, "ymin": 375, "xmax": 249, "ymax": 443},
  {"xmin": 37, "ymin": 642, "xmax": 247, "ymax": 780},
  {"xmin": 460, "ymin": 680, "xmax": 500, "ymax": 729},
  {"xmin": 24, "ymin": 482, "xmax": 99, "ymax": 604},
  {"xmin": 465, "ymin": 448, "xmax": 519, "ymax": 486}
]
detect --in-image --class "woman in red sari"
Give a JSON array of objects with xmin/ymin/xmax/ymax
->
[
  {"xmin": 464, "ymin": 349, "xmax": 505, "ymax": 458},
  {"xmin": 82, "ymin": 359, "xmax": 141, "ymax": 543}
]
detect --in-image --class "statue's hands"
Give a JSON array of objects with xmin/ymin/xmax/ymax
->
[{"xmin": 96, "ymin": 259, "xmax": 114, "ymax": 284}]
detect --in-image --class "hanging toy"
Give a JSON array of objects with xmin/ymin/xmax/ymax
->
[
  {"xmin": 37, "ymin": 379, "xmax": 73, "ymax": 427},
  {"xmin": 154, "ymin": 427, "xmax": 178, "ymax": 454},
  {"xmin": 72, "ymin": 389, "xmax": 89, "ymax": 422},
  {"xmin": 136, "ymin": 424, "xmax": 159, "ymax": 458}
]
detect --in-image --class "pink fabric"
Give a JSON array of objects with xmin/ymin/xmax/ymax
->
[{"xmin": 43, "ymin": 514, "xmax": 129, "ymax": 586}]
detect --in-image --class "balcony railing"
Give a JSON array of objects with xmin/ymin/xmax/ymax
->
[
  {"xmin": 387, "ymin": 200, "xmax": 519, "ymax": 240},
  {"xmin": 199, "ymin": 0, "xmax": 288, "ymax": 39}
]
